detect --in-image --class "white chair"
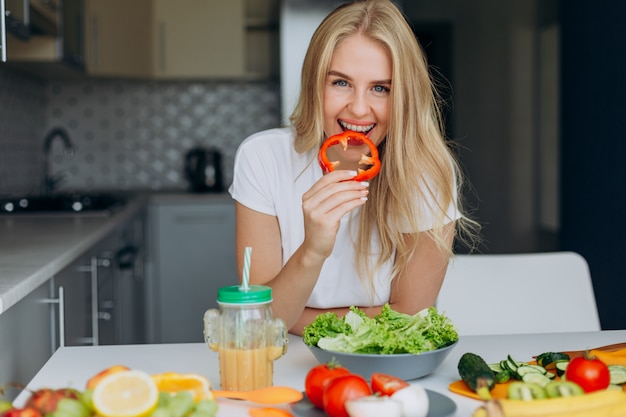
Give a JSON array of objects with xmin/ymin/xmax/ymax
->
[{"xmin": 436, "ymin": 251, "xmax": 601, "ymax": 335}]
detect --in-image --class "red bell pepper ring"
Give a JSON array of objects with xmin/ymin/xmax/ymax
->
[{"xmin": 318, "ymin": 130, "xmax": 381, "ymax": 181}]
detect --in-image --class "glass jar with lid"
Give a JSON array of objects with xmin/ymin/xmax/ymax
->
[{"xmin": 204, "ymin": 284, "xmax": 288, "ymax": 391}]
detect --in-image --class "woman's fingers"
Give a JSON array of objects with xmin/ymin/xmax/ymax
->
[
  {"xmin": 301, "ymin": 170, "xmax": 369, "ymax": 257},
  {"xmin": 303, "ymin": 171, "xmax": 368, "ymax": 220}
]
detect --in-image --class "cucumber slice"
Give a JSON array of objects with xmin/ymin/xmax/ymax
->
[
  {"xmin": 500, "ymin": 359, "xmax": 516, "ymax": 374},
  {"xmin": 555, "ymin": 360, "xmax": 569, "ymax": 377},
  {"xmin": 544, "ymin": 381, "xmax": 584, "ymax": 398},
  {"xmin": 516, "ymin": 365, "xmax": 544, "ymax": 377},
  {"xmin": 507, "ymin": 355, "xmax": 524, "ymax": 370},
  {"xmin": 524, "ymin": 364, "xmax": 548, "ymax": 374},
  {"xmin": 521, "ymin": 372, "xmax": 552, "ymax": 387},
  {"xmin": 536, "ymin": 352, "xmax": 571, "ymax": 369},
  {"xmin": 508, "ymin": 382, "xmax": 546, "ymax": 401},
  {"xmin": 488, "ymin": 363, "xmax": 511, "ymax": 383},
  {"xmin": 488, "ymin": 363, "xmax": 504, "ymax": 373},
  {"xmin": 608, "ymin": 364, "xmax": 626, "ymax": 385}
]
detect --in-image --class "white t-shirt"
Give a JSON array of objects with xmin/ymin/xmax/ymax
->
[{"xmin": 229, "ymin": 127, "xmax": 459, "ymax": 308}]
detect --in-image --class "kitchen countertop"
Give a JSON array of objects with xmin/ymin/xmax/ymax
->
[
  {"xmin": 0, "ymin": 195, "xmax": 148, "ymax": 315},
  {"xmin": 0, "ymin": 191, "xmax": 233, "ymax": 316}
]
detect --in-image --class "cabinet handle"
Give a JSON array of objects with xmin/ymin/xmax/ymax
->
[
  {"xmin": 1, "ymin": 0, "xmax": 7, "ymax": 62},
  {"xmin": 91, "ymin": 15, "xmax": 99, "ymax": 68},
  {"xmin": 41, "ymin": 283, "xmax": 65, "ymax": 353},
  {"xmin": 77, "ymin": 256, "xmax": 110, "ymax": 346},
  {"xmin": 158, "ymin": 21, "xmax": 165, "ymax": 72}
]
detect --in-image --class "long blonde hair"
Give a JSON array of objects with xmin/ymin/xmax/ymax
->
[{"xmin": 290, "ymin": 0, "xmax": 479, "ymax": 288}]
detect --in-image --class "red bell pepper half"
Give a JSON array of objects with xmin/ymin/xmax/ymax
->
[{"xmin": 318, "ymin": 131, "xmax": 381, "ymax": 181}]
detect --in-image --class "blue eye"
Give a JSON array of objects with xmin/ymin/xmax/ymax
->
[
  {"xmin": 373, "ymin": 85, "xmax": 390, "ymax": 93},
  {"xmin": 333, "ymin": 79, "xmax": 349, "ymax": 87}
]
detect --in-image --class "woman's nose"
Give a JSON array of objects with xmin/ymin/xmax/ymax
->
[{"xmin": 348, "ymin": 90, "xmax": 369, "ymax": 117}]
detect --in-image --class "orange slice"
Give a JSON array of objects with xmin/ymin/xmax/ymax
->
[
  {"xmin": 92, "ymin": 370, "xmax": 159, "ymax": 417},
  {"xmin": 151, "ymin": 373, "xmax": 213, "ymax": 402}
]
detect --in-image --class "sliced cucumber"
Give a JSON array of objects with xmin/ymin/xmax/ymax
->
[
  {"xmin": 488, "ymin": 363, "xmax": 511, "ymax": 383},
  {"xmin": 516, "ymin": 365, "xmax": 544, "ymax": 377},
  {"xmin": 536, "ymin": 352, "xmax": 571, "ymax": 369},
  {"xmin": 488, "ymin": 363, "xmax": 504, "ymax": 373},
  {"xmin": 508, "ymin": 382, "xmax": 546, "ymax": 401},
  {"xmin": 524, "ymin": 364, "xmax": 548, "ymax": 374},
  {"xmin": 507, "ymin": 355, "xmax": 525, "ymax": 370},
  {"xmin": 500, "ymin": 359, "xmax": 516, "ymax": 374},
  {"xmin": 521, "ymin": 372, "xmax": 552, "ymax": 387},
  {"xmin": 608, "ymin": 364, "xmax": 626, "ymax": 385},
  {"xmin": 555, "ymin": 360, "xmax": 569, "ymax": 377}
]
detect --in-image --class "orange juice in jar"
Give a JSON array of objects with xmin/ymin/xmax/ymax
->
[{"xmin": 204, "ymin": 285, "xmax": 288, "ymax": 391}]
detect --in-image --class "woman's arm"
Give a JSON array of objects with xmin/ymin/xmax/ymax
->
[
  {"xmin": 388, "ymin": 223, "xmax": 456, "ymax": 316},
  {"xmin": 234, "ymin": 170, "xmax": 370, "ymax": 332}
]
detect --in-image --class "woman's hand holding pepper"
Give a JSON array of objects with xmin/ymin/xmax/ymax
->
[{"xmin": 300, "ymin": 169, "xmax": 369, "ymax": 261}]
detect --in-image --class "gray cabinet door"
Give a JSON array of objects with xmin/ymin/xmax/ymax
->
[
  {"xmin": 150, "ymin": 199, "xmax": 237, "ymax": 343},
  {"xmin": 54, "ymin": 211, "xmax": 147, "ymax": 346},
  {"xmin": 0, "ymin": 280, "xmax": 53, "ymax": 400}
]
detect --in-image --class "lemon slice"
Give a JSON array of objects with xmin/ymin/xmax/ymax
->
[
  {"xmin": 151, "ymin": 372, "xmax": 213, "ymax": 401},
  {"xmin": 92, "ymin": 370, "xmax": 159, "ymax": 417}
]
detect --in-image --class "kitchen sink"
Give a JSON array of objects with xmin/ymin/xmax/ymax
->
[{"xmin": 0, "ymin": 193, "xmax": 127, "ymax": 217}]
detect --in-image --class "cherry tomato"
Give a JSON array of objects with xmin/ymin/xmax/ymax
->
[
  {"xmin": 371, "ymin": 373, "xmax": 409, "ymax": 396},
  {"xmin": 323, "ymin": 374, "xmax": 372, "ymax": 417},
  {"xmin": 564, "ymin": 354, "xmax": 610, "ymax": 393},
  {"xmin": 305, "ymin": 361, "xmax": 352, "ymax": 409}
]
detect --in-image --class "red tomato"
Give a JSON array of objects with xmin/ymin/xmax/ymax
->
[
  {"xmin": 564, "ymin": 354, "xmax": 610, "ymax": 393},
  {"xmin": 323, "ymin": 374, "xmax": 372, "ymax": 417},
  {"xmin": 371, "ymin": 373, "xmax": 409, "ymax": 396},
  {"xmin": 305, "ymin": 361, "xmax": 352, "ymax": 409}
]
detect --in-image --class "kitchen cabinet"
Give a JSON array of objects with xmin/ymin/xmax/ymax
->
[
  {"xmin": 150, "ymin": 0, "xmax": 244, "ymax": 79},
  {"xmin": 85, "ymin": 0, "xmax": 278, "ymax": 80},
  {"xmin": 0, "ymin": 280, "xmax": 54, "ymax": 400},
  {"xmin": 4, "ymin": 0, "xmax": 85, "ymax": 76},
  {"xmin": 52, "ymin": 210, "xmax": 148, "ymax": 346},
  {"xmin": 148, "ymin": 196, "xmax": 237, "ymax": 343},
  {"xmin": 83, "ymin": 0, "xmax": 152, "ymax": 78},
  {"xmin": 3, "ymin": 0, "xmax": 278, "ymax": 79}
]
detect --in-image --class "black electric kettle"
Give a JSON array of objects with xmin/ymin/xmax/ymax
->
[{"xmin": 184, "ymin": 147, "xmax": 224, "ymax": 192}]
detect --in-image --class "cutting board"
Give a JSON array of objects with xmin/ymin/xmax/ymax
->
[{"xmin": 449, "ymin": 343, "xmax": 626, "ymax": 400}]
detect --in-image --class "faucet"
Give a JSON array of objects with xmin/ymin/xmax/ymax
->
[{"xmin": 42, "ymin": 127, "xmax": 75, "ymax": 195}]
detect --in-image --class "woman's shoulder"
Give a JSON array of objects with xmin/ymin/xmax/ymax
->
[{"xmin": 239, "ymin": 127, "xmax": 295, "ymax": 148}]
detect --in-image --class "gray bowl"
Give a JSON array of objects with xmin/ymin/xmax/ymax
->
[{"xmin": 307, "ymin": 341, "xmax": 457, "ymax": 381}]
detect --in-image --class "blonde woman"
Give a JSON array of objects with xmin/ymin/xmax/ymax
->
[{"xmin": 229, "ymin": 0, "xmax": 479, "ymax": 335}]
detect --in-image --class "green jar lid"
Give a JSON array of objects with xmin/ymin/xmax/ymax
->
[{"xmin": 217, "ymin": 285, "xmax": 272, "ymax": 304}]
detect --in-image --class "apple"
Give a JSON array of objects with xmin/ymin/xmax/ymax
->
[
  {"xmin": 85, "ymin": 365, "xmax": 130, "ymax": 390},
  {"xmin": 26, "ymin": 389, "xmax": 79, "ymax": 415},
  {"xmin": 1, "ymin": 406, "xmax": 42, "ymax": 417}
]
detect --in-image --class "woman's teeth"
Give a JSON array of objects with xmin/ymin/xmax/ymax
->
[{"xmin": 339, "ymin": 121, "xmax": 374, "ymax": 133}]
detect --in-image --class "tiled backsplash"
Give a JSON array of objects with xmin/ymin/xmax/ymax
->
[{"xmin": 0, "ymin": 67, "xmax": 281, "ymax": 196}]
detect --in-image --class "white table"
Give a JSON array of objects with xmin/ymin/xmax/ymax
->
[{"xmin": 14, "ymin": 330, "xmax": 626, "ymax": 416}]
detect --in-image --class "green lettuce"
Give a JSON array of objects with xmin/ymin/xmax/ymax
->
[{"xmin": 303, "ymin": 304, "xmax": 458, "ymax": 355}]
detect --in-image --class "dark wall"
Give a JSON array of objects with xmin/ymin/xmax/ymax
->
[{"xmin": 560, "ymin": 1, "xmax": 626, "ymax": 329}]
